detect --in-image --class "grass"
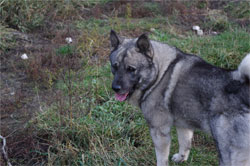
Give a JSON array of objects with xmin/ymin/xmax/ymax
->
[
  {"xmin": 0, "ymin": 0, "xmax": 109, "ymax": 32},
  {"xmin": 0, "ymin": 24, "xmax": 16, "ymax": 53},
  {"xmin": 1, "ymin": 1, "xmax": 250, "ymax": 166},
  {"xmin": 152, "ymin": 27, "xmax": 250, "ymax": 69}
]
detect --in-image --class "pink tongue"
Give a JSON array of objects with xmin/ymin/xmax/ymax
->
[{"xmin": 115, "ymin": 93, "xmax": 128, "ymax": 102}]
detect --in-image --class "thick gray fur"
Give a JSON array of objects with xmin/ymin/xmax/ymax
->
[{"xmin": 109, "ymin": 30, "xmax": 250, "ymax": 166}]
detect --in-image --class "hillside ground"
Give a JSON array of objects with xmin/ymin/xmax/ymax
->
[{"xmin": 0, "ymin": 1, "xmax": 249, "ymax": 165}]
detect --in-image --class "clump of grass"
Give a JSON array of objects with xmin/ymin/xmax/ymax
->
[
  {"xmin": 206, "ymin": 9, "xmax": 230, "ymax": 32},
  {"xmin": 143, "ymin": 2, "xmax": 162, "ymax": 15},
  {"xmin": 224, "ymin": 1, "xmax": 250, "ymax": 19},
  {"xmin": 77, "ymin": 28, "xmax": 108, "ymax": 64},
  {"xmin": 0, "ymin": 24, "xmax": 16, "ymax": 53},
  {"xmin": 1, "ymin": 0, "xmax": 48, "ymax": 32}
]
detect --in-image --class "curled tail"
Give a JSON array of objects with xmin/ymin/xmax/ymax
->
[
  {"xmin": 233, "ymin": 53, "xmax": 250, "ymax": 83},
  {"xmin": 227, "ymin": 53, "xmax": 250, "ymax": 93}
]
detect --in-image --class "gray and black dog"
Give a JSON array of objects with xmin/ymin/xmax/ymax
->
[{"xmin": 109, "ymin": 30, "xmax": 250, "ymax": 166}]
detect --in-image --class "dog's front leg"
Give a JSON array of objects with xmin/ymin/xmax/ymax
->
[
  {"xmin": 150, "ymin": 126, "xmax": 171, "ymax": 166},
  {"xmin": 172, "ymin": 127, "xmax": 193, "ymax": 163}
]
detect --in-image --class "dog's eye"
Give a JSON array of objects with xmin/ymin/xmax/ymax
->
[{"xmin": 127, "ymin": 66, "xmax": 136, "ymax": 72}]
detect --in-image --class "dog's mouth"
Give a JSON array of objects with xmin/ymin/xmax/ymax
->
[
  {"xmin": 114, "ymin": 84, "xmax": 138, "ymax": 102},
  {"xmin": 115, "ymin": 92, "xmax": 129, "ymax": 102}
]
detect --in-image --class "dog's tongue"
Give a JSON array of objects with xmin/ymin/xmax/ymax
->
[{"xmin": 115, "ymin": 93, "xmax": 128, "ymax": 102}]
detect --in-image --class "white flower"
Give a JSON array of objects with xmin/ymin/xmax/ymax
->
[
  {"xmin": 10, "ymin": 92, "xmax": 15, "ymax": 95},
  {"xmin": 197, "ymin": 29, "xmax": 204, "ymax": 36},
  {"xmin": 192, "ymin": 25, "xmax": 200, "ymax": 31},
  {"xmin": 21, "ymin": 53, "xmax": 28, "ymax": 60},
  {"xmin": 65, "ymin": 37, "xmax": 73, "ymax": 44}
]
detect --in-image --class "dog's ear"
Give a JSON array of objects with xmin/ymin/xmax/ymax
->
[
  {"xmin": 136, "ymin": 34, "xmax": 153, "ymax": 58},
  {"xmin": 110, "ymin": 30, "xmax": 120, "ymax": 49}
]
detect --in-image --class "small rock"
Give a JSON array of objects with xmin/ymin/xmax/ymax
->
[
  {"xmin": 21, "ymin": 53, "xmax": 28, "ymax": 60},
  {"xmin": 197, "ymin": 29, "xmax": 204, "ymax": 36},
  {"xmin": 65, "ymin": 37, "xmax": 73, "ymax": 44},
  {"xmin": 10, "ymin": 92, "xmax": 15, "ymax": 95},
  {"xmin": 192, "ymin": 25, "xmax": 200, "ymax": 31}
]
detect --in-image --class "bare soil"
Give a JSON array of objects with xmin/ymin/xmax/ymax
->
[{"xmin": 0, "ymin": 31, "xmax": 53, "ymax": 164}]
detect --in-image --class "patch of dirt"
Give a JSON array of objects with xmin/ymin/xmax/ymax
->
[
  {"xmin": 0, "ymin": 31, "xmax": 54, "ymax": 164},
  {"xmin": 0, "ymin": 22, "xmax": 83, "ymax": 165}
]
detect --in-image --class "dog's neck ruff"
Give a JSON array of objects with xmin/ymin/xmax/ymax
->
[
  {"xmin": 141, "ymin": 41, "xmax": 177, "ymax": 103},
  {"xmin": 128, "ymin": 41, "xmax": 177, "ymax": 108}
]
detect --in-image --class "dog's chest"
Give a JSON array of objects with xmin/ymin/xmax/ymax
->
[{"xmin": 140, "ymin": 93, "xmax": 173, "ymax": 127}]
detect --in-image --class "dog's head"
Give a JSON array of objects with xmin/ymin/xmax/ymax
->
[{"xmin": 109, "ymin": 30, "xmax": 157, "ymax": 101}]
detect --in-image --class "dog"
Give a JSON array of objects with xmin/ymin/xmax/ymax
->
[{"xmin": 109, "ymin": 30, "xmax": 250, "ymax": 166}]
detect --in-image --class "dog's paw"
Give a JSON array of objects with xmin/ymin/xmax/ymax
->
[{"xmin": 171, "ymin": 153, "xmax": 185, "ymax": 163}]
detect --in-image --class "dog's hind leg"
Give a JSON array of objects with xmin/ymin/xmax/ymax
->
[
  {"xmin": 216, "ymin": 141, "xmax": 250, "ymax": 166},
  {"xmin": 230, "ymin": 148, "xmax": 250, "ymax": 166},
  {"xmin": 211, "ymin": 114, "xmax": 250, "ymax": 166},
  {"xmin": 172, "ymin": 127, "xmax": 193, "ymax": 163}
]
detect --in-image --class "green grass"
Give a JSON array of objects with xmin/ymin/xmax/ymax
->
[
  {"xmin": 224, "ymin": 1, "xmax": 250, "ymax": 19},
  {"xmin": 152, "ymin": 27, "xmax": 250, "ymax": 69},
  {"xmin": 0, "ymin": 0, "xmax": 109, "ymax": 32},
  {"xmin": 75, "ymin": 17, "xmax": 167, "ymax": 34}
]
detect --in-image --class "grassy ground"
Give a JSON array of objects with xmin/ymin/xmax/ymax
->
[{"xmin": 1, "ymin": 1, "xmax": 250, "ymax": 166}]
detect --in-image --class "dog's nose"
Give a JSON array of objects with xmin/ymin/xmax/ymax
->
[{"xmin": 112, "ymin": 84, "xmax": 121, "ymax": 92}]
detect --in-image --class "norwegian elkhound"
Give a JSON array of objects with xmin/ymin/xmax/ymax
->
[{"xmin": 109, "ymin": 30, "xmax": 250, "ymax": 166}]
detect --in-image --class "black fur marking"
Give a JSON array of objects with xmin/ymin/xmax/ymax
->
[
  {"xmin": 192, "ymin": 61, "xmax": 215, "ymax": 70},
  {"xmin": 188, "ymin": 120, "xmax": 202, "ymax": 129},
  {"xmin": 243, "ymin": 75, "xmax": 249, "ymax": 84},
  {"xmin": 138, "ymin": 64, "xmax": 158, "ymax": 106},
  {"xmin": 209, "ymin": 120, "xmax": 223, "ymax": 163},
  {"xmin": 225, "ymin": 80, "xmax": 243, "ymax": 94},
  {"xmin": 161, "ymin": 55, "xmax": 182, "ymax": 98},
  {"xmin": 140, "ymin": 53, "xmax": 182, "ymax": 107}
]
